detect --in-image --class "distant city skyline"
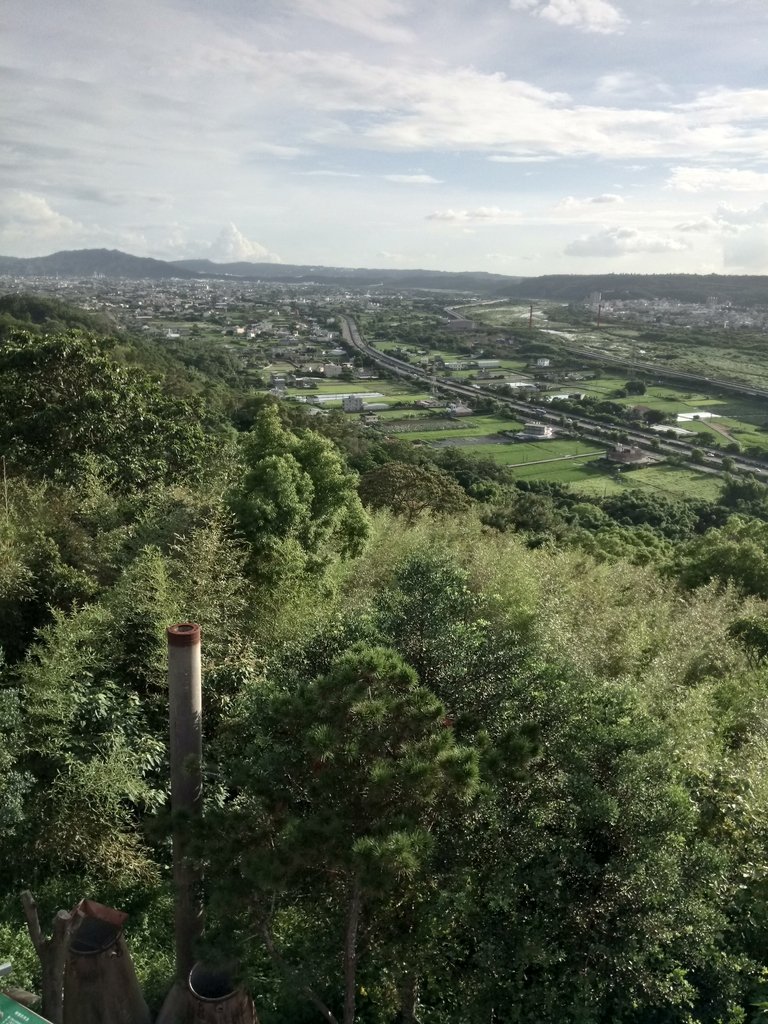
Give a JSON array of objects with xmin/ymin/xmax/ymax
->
[{"xmin": 4, "ymin": 0, "xmax": 768, "ymax": 274}]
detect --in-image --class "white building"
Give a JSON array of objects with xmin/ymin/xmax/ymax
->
[{"xmin": 519, "ymin": 421, "xmax": 555, "ymax": 439}]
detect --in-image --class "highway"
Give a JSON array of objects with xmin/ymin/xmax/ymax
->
[{"xmin": 339, "ymin": 315, "xmax": 768, "ymax": 481}]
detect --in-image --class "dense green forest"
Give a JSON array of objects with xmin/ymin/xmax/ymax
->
[{"xmin": 4, "ymin": 297, "xmax": 768, "ymax": 1023}]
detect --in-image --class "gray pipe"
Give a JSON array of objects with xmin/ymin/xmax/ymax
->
[{"xmin": 167, "ymin": 623, "xmax": 203, "ymax": 984}]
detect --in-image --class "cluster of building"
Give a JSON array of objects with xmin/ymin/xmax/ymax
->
[{"xmin": 587, "ymin": 292, "xmax": 768, "ymax": 331}]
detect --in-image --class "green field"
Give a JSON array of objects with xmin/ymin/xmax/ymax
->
[
  {"xmin": 481, "ymin": 436, "xmax": 606, "ymax": 460},
  {"xmin": 376, "ymin": 408, "xmax": 437, "ymax": 421},
  {"xmin": 430, "ymin": 444, "xmax": 724, "ymax": 499},
  {"xmin": 406, "ymin": 415, "xmax": 521, "ymax": 440},
  {"xmin": 571, "ymin": 465, "xmax": 722, "ymax": 501},
  {"xmin": 311, "ymin": 381, "xmax": 388, "ymax": 394},
  {"xmin": 319, "ymin": 391, "xmax": 433, "ymax": 409},
  {"xmin": 507, "ymin": 459, "xmax": 609, "ymax": 484},
  {"xmin": 420, "ymin": 435, "xmax": 605, "ymax": 461}
]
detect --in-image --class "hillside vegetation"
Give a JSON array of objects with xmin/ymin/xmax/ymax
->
[{"xmin": 4, "ymin": 304, "xmax": 768, "ymax": 1023}]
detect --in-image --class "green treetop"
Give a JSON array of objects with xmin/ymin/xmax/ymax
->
[
  {"xmin": 206, "ymin": 644, "xmax": 479, "ymax": 1024},
  {"xmin": 229, "ymin": 405, "xmax": 369, "ymax": 582}
]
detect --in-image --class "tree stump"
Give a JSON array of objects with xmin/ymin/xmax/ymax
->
[
  {"xmin": 21, "ymin": 890, "xmax": 74, "ymax": 1024},
  {"xmin": 156, "ymin": 964, "xmax": 258, "ymax": 1024},
  {"xmin": 62, "ymin": 900, "xmax": 150, "ymax": 1024},
  {"xmin": 188, "ymin": 964, "xmax": 257, "ymax": 1024}
]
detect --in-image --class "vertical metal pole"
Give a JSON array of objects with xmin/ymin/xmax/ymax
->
[{"xmin": 167, "ymin": 623, "xmax": 203, "ymax": 985}]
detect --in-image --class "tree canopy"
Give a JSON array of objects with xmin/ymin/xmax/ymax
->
[
  {"xmin": 0, "ymin": 330, "xmax": 217, "ymax": 488},
  {"xmin": 4, "ymin": 309, "xmax": 768, "ymax": 1024}
]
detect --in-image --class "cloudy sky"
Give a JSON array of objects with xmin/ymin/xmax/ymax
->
[{"xmin": 4, "ymin": 0, "xmax": 768, "ymax": 274}]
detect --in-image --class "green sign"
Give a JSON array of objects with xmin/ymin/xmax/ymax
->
[{"xmin": 0, "ymin": 993, "xmax": 48, "ymax": 1023}]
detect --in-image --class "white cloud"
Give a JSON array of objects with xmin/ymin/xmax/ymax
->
[
  {"xmin": 426, "ymin": 207, "xmax": 518, "ymax": 222},
  {"xmin": 594, "ymin": 71, "xmax": 670, "ymax": 100},
  {"xmin": 723, "ymin": 227, "xmax": 768, "ymax": 270},
  {"xmin": 483, "ymin": 251, "xmax": 519, "ymax": 263},
  {"xmin": 290, "ymin": 55, "xmax": 760, "ymax": 161},
  {"xmin": 667, "ymin": 166, "xmax": 768, "ymax": 192},
  {"xmin": 677, "ymin": 87, "xmax": 768, "ymax": 123},
  {"xmin": 557, "ymin": 193, "xmax": 624, "ymax": 208},
  {"xmin": 0, "ymin": 190, "xmax": 150, "ymax": 256},
  {"xmin": 247, "ymin": 142, "xmax": 305, "ymax": 159},
  {"xmin": 716, "ymin": 201, "xmax": 768, "ymax": 223},
  {"xmin": 675, "ymin": 217, "xmax": 725, "ymax": 233},
  {"xmin": 207, "ymin": 223, "xmax": 282, "ymax": 263},
  {"xmin": 383, "ymin": 173, "xmax": 442, "ymax": 184},
  {"xmin": 488, "ymin": 154, "xmax": 557, "ymax": 163},
  {"xmin": 300, "ymin": 170, "xmax": 362, "ymax": 177},
  {"xmin": 510, "ymin": 0, "xmax": 626, "ymax": 34},
  {"xmin": 292, "ymin": 0, "xmax": 412, "ymax": 44},
  {"xmin": 0, "ymin": 191, "xmax": 81, "ymax": 236},
  {"xmin": 4, "ymin": 0, "xmax": 768, "ymax": 272},
  {"xmin": 565, "ymin": 226, "xmax": 687, "ymax": 256},
  {"xmin": 0, "ymin": 191, "xmax": 94, "ymax": 255}
]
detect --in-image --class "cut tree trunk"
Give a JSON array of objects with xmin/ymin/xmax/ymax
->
[
  {"xmin": 63, "ymin": 933, "xmax": 151, "ymax": 1024},
  {"xmin": 188, "ymin": 988, "xmax": 257, "ymax": 1024},
  {"xmin": 21, "ymin": 891, "xmax": 73, "ymax": 1024},
  {"xmin": 156, "ymin": 964, "xmax": 259, "ymax": 1024}
]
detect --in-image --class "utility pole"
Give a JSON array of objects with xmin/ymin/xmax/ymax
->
[
  {"xmin": 528, "ymin": 304, "xmax": 533, "ymax": 330},
  {"xmin": 596, "ymin": 303, "xmax": 602, "ymax": 329}
]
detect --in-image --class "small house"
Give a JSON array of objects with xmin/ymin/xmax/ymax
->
[
  {"xmin": 447, "ymin": 403, "xmax": 473, "ymax": 417},
  {"xmin": 607, "ymin": 445, "xmax": 650, "ymax": 465}
]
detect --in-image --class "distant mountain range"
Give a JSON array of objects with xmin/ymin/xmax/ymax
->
[
  {"xmin": 0, "ymin": 248, "xmax": 200, "ymax": 281},
  {"xmin": 0, "ymin": 248, "xmax": 515, "ymax": 292},
  {"xmin": 2, "ymin": 248, "xmax": 768, "ymax": 304}
]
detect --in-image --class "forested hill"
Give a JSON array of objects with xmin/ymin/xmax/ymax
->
[
  {"xmin": 173, "ymin": 258, "xmax": 517, "ymax": 291},
  {"xmin": 504, "ymin": 272, "xmax": 768, "ymax": 304},
  {"xmin": 4, "ymin": 248, "xmax": 768, "ymax": 303},
  {"xmin": 0, "ymin": 293, "xmax": 116, "ymax": 338},
  {"xmin": 5, "ymin": 299, "xmax": 768, "ymax": 1021},
  {"xmin": 0, "ymin": 248, "xmax": 199, "ymax": 280}
]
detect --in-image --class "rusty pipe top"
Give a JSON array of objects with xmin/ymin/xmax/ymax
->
[{"xmin": 167, "ymin": 623, "xmax": 201, "ymax": 647}]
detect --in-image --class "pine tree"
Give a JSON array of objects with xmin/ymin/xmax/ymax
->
[{"xmin": 206, "ymin": 644, "xmax": 479, "ymax": 1024}]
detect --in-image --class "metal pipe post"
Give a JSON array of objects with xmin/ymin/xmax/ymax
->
[{"xmin": 167, "ymin": 623, "xmax": 203, "ymax": 984}]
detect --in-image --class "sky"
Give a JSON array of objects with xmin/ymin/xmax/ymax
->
[{"xmin": 4, "ymin": 0, "xmax": 768, "ymax": 275}]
